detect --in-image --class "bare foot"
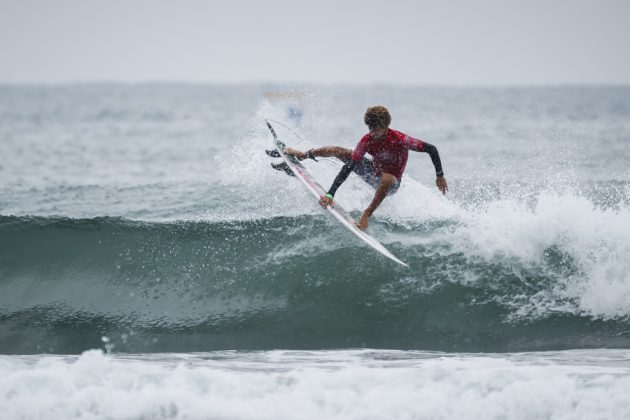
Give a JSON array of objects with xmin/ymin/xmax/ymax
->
[
  {"xmin": 285, "ymin": 148, "xmax": 306, "ymax": 160},
  {"xmin": 356, "ymin": 213, "xmax": 369, "ymax": 230}
]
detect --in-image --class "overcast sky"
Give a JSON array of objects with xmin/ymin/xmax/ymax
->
[{"xmin": 1, "ymin": 0, "xmax": 629, "ymax": 85}]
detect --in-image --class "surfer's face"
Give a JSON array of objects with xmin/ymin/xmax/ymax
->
[{"xmin": 369, "ymin": 126, "xmax": 388, "ymax": 140}]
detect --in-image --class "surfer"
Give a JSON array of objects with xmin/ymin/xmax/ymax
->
[{"xmin": 285, "ymin": 106, "xmax": 448, "ymax": 229}]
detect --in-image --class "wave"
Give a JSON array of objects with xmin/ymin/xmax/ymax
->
[
  {"xmin": 3, "ymin": 349, "xmax": 630, "ymax": 420},
  {"xmin": 1, "ymin": 211, "xmax": 629, "ymax": 354}
]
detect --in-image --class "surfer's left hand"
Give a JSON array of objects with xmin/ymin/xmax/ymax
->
[
  {"xmin": 319, "ymin": 195, "xmax": 333, "ymax": 208},
  {"xmin": 436, "ymin": 176, "xmax": 448, "ymax": 195}
]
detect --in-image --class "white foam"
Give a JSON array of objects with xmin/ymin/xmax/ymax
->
[
  {"xmin": 432, "ymin": 190, "xmax": 630, "ymax": 320},
  {"xmin": 2, "ymin": 349, "xmax": 630, "ymax": 420}
]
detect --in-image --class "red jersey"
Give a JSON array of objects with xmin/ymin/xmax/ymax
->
[{"xmin": 350, "ymin": 128, "xmax": 427, "ymax": 180}]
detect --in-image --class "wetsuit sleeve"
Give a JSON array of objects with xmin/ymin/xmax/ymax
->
[
  {"xmin": 327, "ymin": 160, "xmax": 356, "ymax": 197},
  {"xmin": 402, "ymin": 135, "xmax": 444, "ymax": 177},
  {"xmin": 422, "ymin": 142, "xmax": 444, "ymax": 177},
  {"xmin": 326, "ymin": 135, "xmax": 369, "ymax": 197}
]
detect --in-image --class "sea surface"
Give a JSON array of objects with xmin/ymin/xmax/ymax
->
[{"xmin": 1, "ymin": 84, "xmax": 629, "ymax": 419}]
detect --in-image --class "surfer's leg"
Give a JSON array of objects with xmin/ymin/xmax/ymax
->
[
  {"xmin": 313, "ymin": 147, "xmax": 353, "ymax": 162},
  {"xmin": 286, "ymin": 146, "xmax": 352, "ymax": 163},
  {"xmin": 352, "ymin": 158, "xmax": 380, "ymax": 188},
  {"xmin": 376, "ymin": 173, "xmax": 398, "ymax": 196},
  {"xmin": 356, "ymin": 173, "xmax": 398, "ymax": 230},
  {"xmin": 384, "ymin": 176, "xmax": 401, "ymax": 195},
  {"xmin": 353, "ymin": 161, "xmax": 400, "ymax": 194}
]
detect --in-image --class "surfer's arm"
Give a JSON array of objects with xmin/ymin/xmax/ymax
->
[
  {"xmin": 422, "ymin": 142, "xmax": 444, "ymax": 178},
  {"xmin": 324, "ymin": 137, "xmax": 369, "ymax": 197},
  {"xmin": 405, "ymin": 136, "xmax": 448, "ymax": 194},
  {"xmin": 326, "ymin": 160, "xmax": 356, "ymax": 197},
  {"xmin": 421, "ymin": 143, "xmax": 448, "ymax": 194},
  {"xmin": 422, "ymin": 142, "xmax": 448, "ymax": 194},
  {"xmin": 319, "ymin": 137, "xmax": 367, "ymax": 207},
  {"xmin": 404, "ymin": 136, "xmax": 444, "ymax": 178},
  {"xmin": 319, "ymin": 160, "xmax": 355, "ymax": 208}
]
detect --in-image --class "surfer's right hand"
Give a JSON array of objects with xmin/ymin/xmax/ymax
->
[
  {"xmin": 285, "ymin": 147, "xmax": 306, "ymax": 160},
  {"xmin": 436, "ymin": 175, "xmax": 448, "ymax": 195},
  {"xmin": 319, "ymin": 195, "xmax": 333, "ymax": 208}
]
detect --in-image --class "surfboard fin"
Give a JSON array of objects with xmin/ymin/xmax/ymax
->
[
  {"xmin": 270, "ymin": 162, "xmax": 295, "ymax": 177},
  {"xmin": 265, "ymin": 149, "xmax": 281, "ymax": 158}
]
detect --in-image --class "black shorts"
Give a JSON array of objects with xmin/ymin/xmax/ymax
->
[{"xmin": 352, "ymin": 157, "xmax": 400, "ymax": 195}]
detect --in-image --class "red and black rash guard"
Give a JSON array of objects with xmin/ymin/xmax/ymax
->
[{"xmin": 327, "ymin": 128, "xmax": 444, "ymax": 196}]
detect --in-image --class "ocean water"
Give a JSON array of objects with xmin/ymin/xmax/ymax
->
[{"xmin": 1, "ymin": 84, "xmax": 629, "ymax": 419}]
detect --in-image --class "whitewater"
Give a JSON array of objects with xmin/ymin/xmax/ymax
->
[{"xmin": 1, "ymin": 84, "xmax": 629, "ymax": 419}]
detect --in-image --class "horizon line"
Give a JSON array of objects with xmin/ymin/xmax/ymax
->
[{"xmin": 1, "ymin": 80, "xmax": 629, "ymax": 89}]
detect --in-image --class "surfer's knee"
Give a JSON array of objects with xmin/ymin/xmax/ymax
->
[
  {"xmin": 381, "ymin": 173, "xmax": 400, "ymax": 195},
  {"xmin": 381, "ymin": 173, "xmax": 397, "ymax": 185}
]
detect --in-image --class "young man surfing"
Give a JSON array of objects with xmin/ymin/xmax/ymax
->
[{"xmin": 285, "ymin": 106, "xmax": 448, "ymax": 229}]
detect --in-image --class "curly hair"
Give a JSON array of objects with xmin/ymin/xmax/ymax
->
[{"xmin": 364, "ymin": 106, "xmax": 391, "ymax": 129}]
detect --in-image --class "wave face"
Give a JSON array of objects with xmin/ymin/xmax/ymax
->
[{"xmin": 1, "ymin": 210, "xmax": 629, "ymax": 354}]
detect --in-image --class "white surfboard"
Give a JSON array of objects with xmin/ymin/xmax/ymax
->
[{"xmin": 266, "ymin": 120, "xmax": 408, "ymax": 267}]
